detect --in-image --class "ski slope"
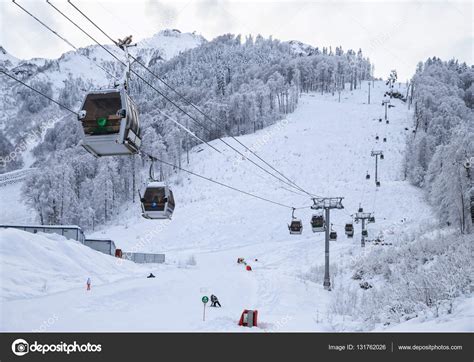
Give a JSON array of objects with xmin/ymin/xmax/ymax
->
[{"xmin": 3, "ymin": 81, "xmax": 469, "ymax": 332}]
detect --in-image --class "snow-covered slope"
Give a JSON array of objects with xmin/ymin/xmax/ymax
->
[
  {"xmin": 1, "ymin": 81, "xmax": 471, "ymax": 332},
  {"xmin": 0, "ymin": 229, "xmax": 143, "ymax": 302}
]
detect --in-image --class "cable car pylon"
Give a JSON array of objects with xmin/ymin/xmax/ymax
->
[
  {"xmin": 371, "ymin": 150, "xmax": 384, "ymax": 187},
  {"xmin": 354, "ymin": 207, "xmax": 375, "ymax": 247},
  {"xmin": 311, "ymin": 197, "xmax": 344, "ymax": 290}
]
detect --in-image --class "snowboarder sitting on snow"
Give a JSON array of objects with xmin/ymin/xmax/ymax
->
[
  {"xmin": 147, "ymin": 273, "xmax": 155, "ymax": 278},
  {"xmin": 210, "ymin": 294, "xmax": 221, "ymax": 307}
]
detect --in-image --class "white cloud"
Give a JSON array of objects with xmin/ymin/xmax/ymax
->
[{"xmin": 0, "ymin": 0, "xmax": 472, "ymax": 79}]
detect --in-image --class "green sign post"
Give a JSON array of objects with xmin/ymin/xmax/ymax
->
[{"xmin": 202, "ymin": 296, "xmax": 208, "ymax": 321}]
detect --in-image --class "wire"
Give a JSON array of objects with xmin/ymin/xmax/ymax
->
[
  {"xmin": 142, "ymin": 151, "xmax": 295, "ymax": 209},
  {"xmin": 154, "ymin": 108, "xmax": 222, "ymax": 154},
  {"xmin": 66, "ymin": 0, "xmax": 316, "ymax": 198},
  {"xmin": 47, "ymin": 0, "xmax": 314, "ymax": 196},
  {"xmin": 0, "ymin": 70, "xmax": 79, "ymax": 115},
  {"xmin": 13, "ymin": 0, "xmax": 220, "ymax": 155},
  {"xmin": 11, "ymin": 0, "xmax": 117, "ymax": 81},
  {"xmin": 1, "ymin": 66, "xmax": 297, "ymax": 210}
]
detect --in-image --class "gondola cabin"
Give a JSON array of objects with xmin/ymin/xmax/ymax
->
[
  {"xmin": 345, "ymin": 223, "xmax": 354, "ymax": 237},
  {"xmin": 310, "ymin": 214, "xmax": 325, "ymax": 232},
  {"xmin": 288, "ymin": 219, "xmax": 303, "ymax": 235},
  {"xmin": 329, "ymin": 231, "xmax": 337, "ymax": 241},
  {"xmin": 140, "ymin": 182, "xmax": 175, "ymax": 219},
  {"xmin": 78, "ymin": 88, "xmax": 141, "ymax": 157}
]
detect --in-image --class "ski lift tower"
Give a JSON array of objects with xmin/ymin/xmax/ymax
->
[
  {"xmin": 371, "ymin": 150, "xmax": 384, "ymax": 187},
  {"xmin": 311, "ymin": 197, "xmax": 344, "ymax": 290},
  {"xmin": 382, "ymin": 99, "xmax": 390, "ymax": 121},
  {"xmin": 354, "ymin": 209, "xmax": 375, "ymax": 247},
  {"xmin": 115, "ymin": 35, "xmax": 136, "ymax": 90}
]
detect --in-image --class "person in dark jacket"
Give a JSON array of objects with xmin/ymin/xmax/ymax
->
[
  {"xmin": 147, "ymin": 273, "xmax": 155, "ymax": 278},
  {"xmin": 210, "ymin": 294, "xmax": 221, "ymax": 307}
]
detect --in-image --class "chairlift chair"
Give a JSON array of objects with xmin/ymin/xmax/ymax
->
[
  {"xmin": 329, "ymin": 230, "xmax": 337, "ymax": 241},
  {"xmin": 380, "ymin": 154, "xmax": 384, "ymax": 160},
  {"xmin": 383, "ymin": 137, "xmax": 387, "ymax": 142},
  {"xmin": 376, "ymin": 181, "xmax": 381, "ymax": 187},
  {"xmin": 366, "ymin": 172, "xmax": 370, "ymax": 180},
  {"xmin": 375, "ymin": 135, "xmax": 379, "ymax": 140},
  {"xmin": 310, "ymin": 214, "xmax": 325, "ymax": 232},
  {"xmin": 345, "ymin": 223, "xmax": 354, "ymax": 237},
  {"xmin": 369, "ymin": 216, "xmax": 375, "ymax": 223},
  {"xmin": 140, "ymin": 181, "xmax": 175, "ymax": 219},
  {"xmin": 78, "ymin": 88, "xmax": 141, "ymax": 157},
  {"xmin": 362, "ymin": 229, "xmax": 368, "ymax": 237},
  {"xmin": 386, "ymin": 120, "xmax": 389, "ymax": 124}
]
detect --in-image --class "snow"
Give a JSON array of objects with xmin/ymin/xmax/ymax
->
[
  {"xmin": 0, "ymin": 81, "xmax": 471, "ymax": 332},
  {"xmin": 0, "ymin": 46, "xmax": 19, "ymax": 68},
  {"xmin": 380, "ymin": 296, "xmax": 474, "ymax": 332},
  {"xmin": 137, "ymin": 29, "xmax": 205, "ymax": 60},
  {"xmin": 0, "ymin": 182, "xmax": 35, "ymax": 225},
  {"xmin": 0, "ymin": 229, "xmax": 142, "ymax": 302}
]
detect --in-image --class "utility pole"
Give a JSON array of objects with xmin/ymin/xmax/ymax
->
[
  {"xmin": 354, "ymin": 208, "xmax": 375, "ymax": 247},
  {"xmin": 371, "ymin": 150, "xmax": 384, "ymax": 187},
  {"xmin": 311, "ymin": 197, "xmax": 344, "ymax": 290},
  {"xmin": 368, "ymin": 82, "xmax": 371, "ymax": 104}
]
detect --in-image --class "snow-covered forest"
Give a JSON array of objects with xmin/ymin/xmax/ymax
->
[
  {"xmin": 404, "ymin": 58, "xmax": 473, "ymax": 233},
  {"xmin": 0, "ymin": 1, "xmax": 472, "ymax": 335},
  {"xmin": 11, "ymin": 34, "xmax": 372, "ymax": 229}
]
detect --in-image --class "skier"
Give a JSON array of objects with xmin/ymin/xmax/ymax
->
[
  {"xmin": 86, "ymin": 277, "xmax": 91, "ymax": 291},
  {"xmin": 147, "ymin": 273, "xmax": 155, "ymax": 278},
  {"xmin": 210, "ymin": 294, "xmax": 221, "ymax": 307}
]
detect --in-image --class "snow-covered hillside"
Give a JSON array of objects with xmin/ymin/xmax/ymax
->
[
  {"xmin": 0, "ymin": 29, "xmax": 204, "ymax": 139},
  {"xmin": 2, "ymin": 81, "xmax": 471, "ymax": 332}
]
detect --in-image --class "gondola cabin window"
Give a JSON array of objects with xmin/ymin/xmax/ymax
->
[
  {"xmin": 81, "ymin": 92, "xmax": 122, "ymax": 135},
  {"xmin": 143, "ymin": 187, "xmax": 166, "ymax": 211}
]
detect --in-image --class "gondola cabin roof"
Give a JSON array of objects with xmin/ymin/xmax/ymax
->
[
  {"xmin": 145, "ymin": 181, "xmax": 167, "ymax": 188},
  {"xmin": 85, "ymin": 88, "xmax": 121, "ymax": 95}
]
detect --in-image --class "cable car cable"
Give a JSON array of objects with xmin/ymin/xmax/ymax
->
[
  {"xmin": 0, "ymin": 62, "xmax": 305, "ymax": 213},
  {"xmin": 66, "ymin": 0, "xmax": 316, "ymax": 198},
  {"xmin": 154, "ymin": 108, "xmax": 222, "ymax": 154},
  {"xmin": 142, "ymin": 151, "xmax": 295, "ymax": 209},
  {"xmin": 0, "ymin": 70, "xmax": 79, "ymax": 116},
  {"xmin": 13, "ymin": 0, "xmax": 221, "ymax": 155},
  {"xmin": 11, "ymin": 0, "xmax": 117, "ymax": 81},
  {"xmin": 45, "ymin": 0, "xmax": 314, "ymax": 197}
]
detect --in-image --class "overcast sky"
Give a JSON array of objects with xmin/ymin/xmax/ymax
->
[{"xmin": 0, "ymin": 0, "xmax": 472, "ymax": 80}]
